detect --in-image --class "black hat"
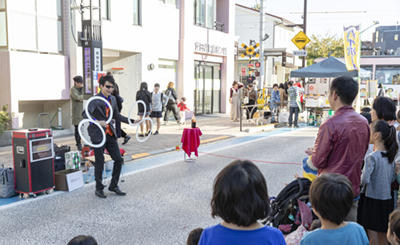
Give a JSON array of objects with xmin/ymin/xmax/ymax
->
[{"xmin": 73, "ymin": 75, "xmax": 83, "ymax": 83}]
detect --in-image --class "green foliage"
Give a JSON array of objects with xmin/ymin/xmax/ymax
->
[
  {"xmin": 306, "ymin": 33, "xmax": 344, "ymax": 65},
  {"xmin": 0, "ymin": 105, "xmax": 14, "ymax": 135}
]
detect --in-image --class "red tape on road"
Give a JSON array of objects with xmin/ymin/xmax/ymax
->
[{"xmin": 198, "ymin": 152, "xmax": 302, "ymax": 166}]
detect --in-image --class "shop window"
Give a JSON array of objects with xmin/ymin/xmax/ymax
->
[
  {"xmin": 375, "ymin": 66, "xmax": 400, "ymax": 84},
  {"xmin": 0, "ymin": 11, "xmax": 6, "ymax": 48},
  {"xmin": 133, "ymin": 0, "xmax": 141, "ymax": 25},
  {"xmin": 101, "ymin": 0, "xmax": 111, "ymax": 20},
  {"xmin": 360, "ymin": 65, "xmax": 372, "ymax": 84},
  {"xmin": 194, "ymin": 0, "xmax": 215, "ymax": 29}
]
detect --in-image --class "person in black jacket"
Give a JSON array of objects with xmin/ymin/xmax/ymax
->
[
  {"xmin": 82, "ymin": 75, "xmax": 136, "ymax": 198},
  {"xmin": 136, "ymin": 82, "xmax": 152, "ymax": 137},
  {"xmin": 112, "ymin": 83, "xmax": 131, "ymax": 145},
  {"xmin": 164, "ymin": 81, "xmax": 180, "ymax": 125}
]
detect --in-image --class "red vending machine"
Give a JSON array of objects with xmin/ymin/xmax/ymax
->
[{"xmin": 12, "ymin": 129, "xmax": 55, "ymax": 198}]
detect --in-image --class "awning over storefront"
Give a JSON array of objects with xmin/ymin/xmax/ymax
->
[{"xmin": 290, "ymin": 56, "xmax": 371, "ymax": 78}]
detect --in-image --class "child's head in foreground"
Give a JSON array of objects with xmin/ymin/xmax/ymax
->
[
  {"xmin": 211, "ymin": 160, "xmax": 270, "ymax": 227},
  {"xmin": 309, "ymin": 173, "xmax": 354, "ymax": 226},
  {"xmin": 388, "ymin": 209, "xmax": 400, "ymax": 245},
  {"xmin": 187, "ymin": 228, "xmax": 204, "ymax": 245}
]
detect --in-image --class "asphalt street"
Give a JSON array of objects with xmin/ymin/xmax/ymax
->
[{"xmin": 0, "ymin": 126, "xmax": 318, "ymax": 245}]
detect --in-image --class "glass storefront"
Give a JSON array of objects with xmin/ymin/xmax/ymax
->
[
  {"xmin": 194, "ymin": 63, "xmax": 220, "ymax": 114},
  {"xmin": 375, "ymin": 66, "xmax": 400, "ymax": 84}
]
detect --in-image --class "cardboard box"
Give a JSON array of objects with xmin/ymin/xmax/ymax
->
[{"xmin": 55, "ymin": 169, "xmax": 84, "ymax": 191}]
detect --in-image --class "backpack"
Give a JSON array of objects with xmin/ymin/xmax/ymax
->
[
  {"xmin": 166, "ymin": 89, "xmax": 176, "ymax": 103},
  {"xmin": 151, "ymin": 92, "xmax": 166, "ymax": 112},
  {"xmin": 0, "ymin": 164, "xmax": 17, "ymax": 198}
]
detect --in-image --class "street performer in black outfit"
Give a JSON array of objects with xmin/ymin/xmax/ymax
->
[{"xmin": 82, "ymin": 75, "xmax": 135, "ymax": 198}]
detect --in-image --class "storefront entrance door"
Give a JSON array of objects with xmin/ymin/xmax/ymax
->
[{"xmin": 194, "ymin": 64, "xmax": 221, "ymax": 115}]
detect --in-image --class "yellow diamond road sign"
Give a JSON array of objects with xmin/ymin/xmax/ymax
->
[{"xmin": 291, "ymin": 31, "xmax": 310, "ymax": 50}]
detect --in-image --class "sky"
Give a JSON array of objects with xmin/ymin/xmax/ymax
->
[{"xmin": 235, "ymin": 0, "xmax": 400, "ymax": 41}]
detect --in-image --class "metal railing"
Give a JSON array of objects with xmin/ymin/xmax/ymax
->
[{"xmin": 214, "ymin": 21, "xmax": 225, "ymax": 32}]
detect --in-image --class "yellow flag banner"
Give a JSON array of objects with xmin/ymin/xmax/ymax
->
[{"xmin": 343, "ymin": 25, "xmax": 360, "ymax": 71}]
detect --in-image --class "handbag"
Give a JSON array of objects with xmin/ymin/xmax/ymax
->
[
  {"xmin": 0, "ymin": 164, "xmax": 17, "ymax": 198},
  {"xmin": 244, "ymin": 96, "xmax": 249, "ymax": 104}
]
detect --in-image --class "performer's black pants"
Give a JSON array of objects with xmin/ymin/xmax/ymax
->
[{"xmin": 93, "ymin": 134, "xmax": 122, "ymax": 191}]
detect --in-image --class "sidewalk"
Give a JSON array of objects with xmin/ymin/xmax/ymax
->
[{"xmin": 0, "ymin": 114, "xmax": 274, "ymax": 168}]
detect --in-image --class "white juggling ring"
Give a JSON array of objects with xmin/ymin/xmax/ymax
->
[
  {"xmin": 128, "ymin": 100, "xmax": 146, "ymax": 127},
  {"xmin": 135, "ymin": 117, "xmax": 154, "ymax": 143},
  {"xmin": 85, "ymin": 96, "xmax": 113, "ymax": 124},
  {"xmin": 78, "ymin": 119, "xmax": 106, "ymax": 148}
]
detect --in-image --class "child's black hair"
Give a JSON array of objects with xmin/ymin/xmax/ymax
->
[
  {"xmin": 397, "ymin": 110, "xmax": 400, "ymax": 120},
  {"xmin": 68, "ymin": 235, "xmax": 97, "ymax": 245},
  {"xmin": 371, "ymin": 120, "xmax": 398, "ymax": 163},
  {"xmin": 181, "ymin": 97, "xmax": 187, "ymax": 101},
  {"xmin": 211, "ymin": 160, "xmax": 270, "ymax": 227},
  {"xmin": 373, "ymin": 96, "xmax": 396, "ymax": 121},
  {"xmin": 389, "ymin": 209, "xmax": 400, "ymax": 245},
  {"xmin": 309, "ymin": 173, "xmax": 354, "ymax": 225},
  {"xmin": 360, "ymin": 112, "xmax": 372, "ymax": 125},
  {"xmin": 186, "ymin": 228, "xmax": 204, "ymax": 245}
]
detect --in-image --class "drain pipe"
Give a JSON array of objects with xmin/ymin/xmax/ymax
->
[{"xmin": 58, "ymin": 107, "xmax": 62, "ymax": 129}]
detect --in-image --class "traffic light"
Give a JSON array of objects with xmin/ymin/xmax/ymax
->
[
  {"xmin": 255, "ymin": 62, "xmax": 260, "ymax": 68},
  {"xmin": 247, "ymin": 76, "xmax": 256, "ymax": 83}
]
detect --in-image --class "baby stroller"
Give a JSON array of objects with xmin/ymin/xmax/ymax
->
[{"xmin": 265, "ymin": 177, "xmax": 312, "ymax": 234}]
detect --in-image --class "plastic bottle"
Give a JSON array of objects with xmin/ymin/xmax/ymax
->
[
  {"xmin": 191, "ymin": 115, "xmax": 196, "ymax": 128},
  {"xmin": 308, "ymin": 113, "xmax": 315, "ymax": 126}
]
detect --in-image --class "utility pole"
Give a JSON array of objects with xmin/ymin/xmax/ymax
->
[
  {"xmin": 302, "ymin": 0, "xmax": 307, "ymax": 68},
  {"xmin": 259, "ymin": 0, "xmax": 266, "ymax": 89}
]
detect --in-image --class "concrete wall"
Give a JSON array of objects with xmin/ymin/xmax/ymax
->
[
  {"xmin": 0, "ymin": 52, "xmax": 11, "ymax": 114},
  {"xmin": 9, "ymin": 51, "xmax": 69, "ymax": 129}
]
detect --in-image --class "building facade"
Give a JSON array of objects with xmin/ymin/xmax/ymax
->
[
  {"xmin": 0, "ymin": 0, "xmax": 236, "ymax": 130},
  {"xmin": 234, "ymin": 4, "xmax": 303, "ymax": 88},
  {"xmin": 373, "ymin": 25, "xmax": 400, "ymax": 54}
]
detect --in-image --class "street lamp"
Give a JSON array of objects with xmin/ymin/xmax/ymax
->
[{"xmin": 360, "ymin": 21, "xmax": 379, "ymax": 34}]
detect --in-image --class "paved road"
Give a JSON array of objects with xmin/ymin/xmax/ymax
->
[{"xmin": 0, "ymin": 126, "xmax": 317, "ymax": 245}]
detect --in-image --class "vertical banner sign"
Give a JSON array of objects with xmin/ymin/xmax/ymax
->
[
  {"xmin": 84, "ymin": 48, "xmax": 91, "ymax": 94},
  {"xmin": 93, "ymin": 48, "xmax": 102, "ymax": 95},
  {"xmin": 241, "ymin": 67, "xmax": 246, "ymax": 76},
  {"xmin": 343, "ymin": 25, "xmax": 360, "ymax": 71}
]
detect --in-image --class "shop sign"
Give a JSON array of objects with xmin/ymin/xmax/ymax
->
[
  {"xmin": 282, "ymin": 52, "xmax": 295, "ymax": 68},
  {"xmin": 241, "ymin": 68, "xmax": 246, "ymax": 76},
  {"xmin": 84, "ymin": 47, "xmax": 91, "ymax": 94},
  {"xmin": 195, "ymin": 42, "xmax": 227, "ymax": 55}
]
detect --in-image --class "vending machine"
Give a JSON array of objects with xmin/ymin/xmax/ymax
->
[{"xmin": 12, "ymin": 129, "xmax": 55, "ymax": 198}]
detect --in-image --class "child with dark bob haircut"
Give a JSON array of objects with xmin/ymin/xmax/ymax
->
[
  {"xmin": 300, "ymin": 173, "xmax": 368, "ymax": 245},
  {"xmin": 387, "ymin": 209, "xmax": 400, "ymax": 245},
  {"xmin": 198, "ymin": 160, "xmax": 285, "ymax": 245}
]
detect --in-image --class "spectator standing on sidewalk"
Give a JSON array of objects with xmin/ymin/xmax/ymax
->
[
  {"xmin": 278, "ymin": 83, "xmax": 287, "ymax": 107},
  {"xmin": 245, "ymin": 83, "xmax": 257, "ymax": 121},
  {"xmin": 70, "ymin": 75, "xmax": 84, "ymax": 151},
  {"xmin": 305, "ymin": 76, "xmax": 370, "ymax": 222},
  {"xmin": 112, "ymin": 83, "xmax": 131, "ymax": 145},
  {"xmin": 151, "ymin": 83, "xmax": 168, "ymax": 135},
  {"xmin": 270, "ymin": 84, "xmax": 280, "ymax": 123},
  {"xmin": 230, "ymin": 81, "xmax": 244, "ymax": 122},
  {"xmin": 177, "ymin": 97, "xmax": 190, "ymax": 125},
  {"xmin": 136, "ymin": 82, "xmax": 152, "ymax": 137},
  {"xmin": 287, "ymin": 81, "xmax": 303, "ymax": 127},
  {"xmin": 164, "ymin": 82, "xmax": 180, "ymax": 125}
]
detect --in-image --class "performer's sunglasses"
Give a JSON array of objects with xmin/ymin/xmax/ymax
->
[{"xmin": 105, "ymin": 85, "xmax": 114, "ymax": 89}]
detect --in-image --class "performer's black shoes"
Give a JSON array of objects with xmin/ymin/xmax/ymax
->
[
  {"xmin": 122, "ymin": 135, "xmax": 131, "ymax": 145},
  {"xmin": 109, "ymin": 187, "xmax": 126, "ymax": 196},
  {"xmin": 95, "ymin": 190, "xmax": 107, "ymax": 198}
]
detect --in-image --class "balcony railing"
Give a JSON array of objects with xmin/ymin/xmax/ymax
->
[{"xmin": 214, "ymin": 21, "xmax": 225, "ymax": 32}]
